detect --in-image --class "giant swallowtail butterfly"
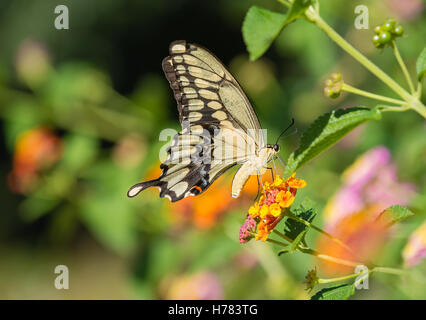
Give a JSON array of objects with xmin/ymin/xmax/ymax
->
[{"xmin": 127, "ymin": 40, "xmax": 281, "ymax": 202}]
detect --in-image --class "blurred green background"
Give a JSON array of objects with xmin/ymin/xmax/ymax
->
[{"xmin": 0, "ymin": 0, "xmax": 424, "ymax": 299}]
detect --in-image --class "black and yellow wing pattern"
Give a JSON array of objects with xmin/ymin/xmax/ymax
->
[{"xmin": 127, "ymin": 40, "xmax": 264, "ymax": 202}]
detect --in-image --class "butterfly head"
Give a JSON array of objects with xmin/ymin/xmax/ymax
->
[
  {"xmin": 266, "ymin": 144, "xmax": 280, "ymax": 155},
  {"xmin": 266, "ymin": 143, "xmax": 280, "ymax": 160}
]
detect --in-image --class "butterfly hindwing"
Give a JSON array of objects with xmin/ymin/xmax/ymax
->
[{"xmin": 127, "ymin": 124, "xmax": 237, "ymax": 201}]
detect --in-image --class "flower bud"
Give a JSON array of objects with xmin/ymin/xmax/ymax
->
[
  {"xmin": 379, "ymin": 31, "xmax": 391, "ymax": 44},
  {"xmin": 372, "ymin": 34, "xmax": 382, "ymax": 48},
  {"xmin": 331, "ymin": 72, "xmax": 342, "ymax": 82},
  {"xmin": 382, "ymin": 18, "xmax": 395, "ymax": 32},
  {"xmin": 393, "ymin": 25, "xmax": 404, "ymax": 36},
  {"xmin": 374, "ymin": 25, "xmax": 382, "ymax": 34},
  {"xmin": 324, "ymin": 72, "xmax": 343, "ymax": 99}
]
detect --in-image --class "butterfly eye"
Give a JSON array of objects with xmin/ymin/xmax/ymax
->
[{"xmin": 274, "ymin": 144, "xmax": 280, "ymax": 152}]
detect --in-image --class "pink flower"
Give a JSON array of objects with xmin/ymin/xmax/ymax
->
[
  {"xmin": 386, "ymin": 0, "xmax": 424, "ymax": 21},
  {"xmin": 403, "ymin": 222, "xmax": 426, "ymax": 268},
  {"xmin": 164, "ymin": 272, "xmax": 224, "ymax": 300},
  {"xmin": 239, "ymin": 215, "xmax": 256, "ymax": 243},
  {"xmin": 324, "ymin": 146, "xmax": 416, "ymax": 231},
  {"xmin": 342, "ymin": 146, "xmax": 390, "ymax": 188}
]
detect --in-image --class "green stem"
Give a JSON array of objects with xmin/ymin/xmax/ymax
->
[
  {"xmin": 277, "ymin": 0, "xmax": 291, "ymax": 8},
  {"xmin": 313, "ymin": 253, "xmax": 363, "ymax": 268},
  {"xmin": 305, "ymin": 10, "xmax": 411, "ymax": 101},
  {"xmin": 302, "ymin": 8, "xmax": 426, "ymax": 118},
  {"xmin": 391, "ymin": 41, "xmax": 415, "ymax": 94},
  {"xmin": 371, "ymin": 266, "xmax": 406, "ymax": 276},
  {"xmin": 409, "ymin": 98, "xmax": 426, "ymax": 118},
  {"xmin": 285, "ymin": 213, "xmax": 355, "ymax": 255},
  {"xmin": 269, "ymin": 222, "xmax": 405, "ymax": 276},
  {"xmin": 273, "ymin": 229, "xmax": 296, "ymax": 244},
  {"xmin": 416, "ymin": 82, "xmax": 422, "ymax": 97},
  {"xmin": 271, "ymin": 230, "xmax": 364, "ymax": 268},
  {"xmin": 342, "ymin": 83, "xmax": 405, "ymax": 105},
  {"xmin": 320, "ymin": 266, "xmax": 405, "ymax": 287},
  {"xmin": 266, "ymin": 237, "xmax": 289, "ymax": 247},
  {"xmin": 379, "ymin": 105, "xmax": 410, "ymax": 113},
  {"xmin": 318, "ymin": 271, "xmax": 363, "ymax": 284}
]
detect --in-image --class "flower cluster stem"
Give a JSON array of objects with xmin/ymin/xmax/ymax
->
[
  {"xmin": 342, "ymin": 83, "xmax": 405, "ymax": 105},
  {"xmin": 391, "ymin": 41, "xmax": 415, "ymax": 94},
  {"xmin": 306, "ymin": 10, "xmax": 410, "ymax": 101},
  {"xmin": 301, "ymin": 7, "xmax": 426, "ymax": 118},
  {"xmin": 285, "ymin": 213, "xmax": 355, "ymax": 255},
  {"xmin": 318, "ymin": 271, "xmax": 364, "ymax": 284}
]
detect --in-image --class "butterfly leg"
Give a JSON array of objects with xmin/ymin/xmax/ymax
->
[
  {"xmin": 276, "ymin": 154, "xmax": 286, "ymax": 169},
  {"xmin": 257, "ymin": 169, "xmax": 267, "ymax": 197},
  {"xmin": 272, "ymin": 156, "xmax": 278, "ymax": 176},
  {"xmin": 265, "ymin": 167, "xmax": 275, "ymax": 181},
  {"xmin": 254, "ymin": 174, "xmax": 261, "ymax": 201}
]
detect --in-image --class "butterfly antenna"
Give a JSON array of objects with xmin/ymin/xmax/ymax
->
[{"xmin": 275, "ymin": 118, "xmax": 295, "ymax": 145}]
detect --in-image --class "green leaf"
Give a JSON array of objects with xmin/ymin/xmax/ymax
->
[
  {"xmin": 377, "ymin": 205, "xmax": 414, "ymax": 227},
  {"xmin": 278, "ymin": 246, "xmax": 290, "ymax": 256},
  {"xmin": 311, "ymin": 284, "xmax": 355, "ymax": 300},
  {"xmin": 242, "ymin": 6, "xmax": 287, "ymax": 61},
  {"xmin": 283, "ymin": 107, "xmax": 382, "ymax": 178},
  {"xmin": 283, "ymin": 197, "xmax": 316, "ymax": 248},
  {"xmin": 416, "ymin": 47, "xmax": 426, "ymax": 81},
  {"xmin": 61, "ymin": 133, "xmax": 99, "ymax": 172},
  {"xmin": 284, "ymin": 0, "xmax": 314, "ymax": 26},
  {"xmin": 288, "ymin": 229, "xmax": 308, "ymax": 253}
]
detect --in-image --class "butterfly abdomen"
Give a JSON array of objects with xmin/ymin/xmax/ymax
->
[{"xmin": 231, "ymin": 162, "xmax": 254, "ymax": 198}]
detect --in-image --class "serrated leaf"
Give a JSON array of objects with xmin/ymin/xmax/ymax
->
[
  {"xmin": 376, "ymin": 205, "xmax": 414, "ymax": 227},
  {"xmin": 283, "ymin": 107, "xmax": 382, "ymax": 178},
  {"xmin": 288, "ymin": 229, "xmax": 308, "ymax": 253},
  {"xmin": 311, "ymin": 284, "xmax": 355, "ymax": 300},
  {"xmin": 278, "ymin": 246, "xmax": 290, "ymax": 256},
  {"xmin": 284, "ymin": 0, "xmax": 314, "ymax": 26},
  {"xmin": 242, "ymin": 6, "xmax": 287, "ymax": 61},
  {"xmin": 284, "ymin": 197, "xmax": 316, "ymax": 242},
  {"xmin": 416, "ymin": 47, "xmax": 426, "ymax": 81}
]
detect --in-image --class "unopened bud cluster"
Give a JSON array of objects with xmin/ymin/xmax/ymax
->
[
  {"xmin": 324, "ymin": 72, "xmax": 343, "ymax": 99},
  {"xmin": 372, "ymin": 18, "xmax": 403, "ymax": 48}
]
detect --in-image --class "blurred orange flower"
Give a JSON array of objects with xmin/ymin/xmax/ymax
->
[
  {"xmin": 316, "ymin": 205, "xmax": 390, "ymax": 275},
  {"xmin": 317, "ymin": 146, "xmax": 417, "ymax": 275},
  {"xmin": 142, "ymin": 164, "xmax": 262, "ymax": 229},
  {"xmin": 172, "ymin": 173, "xmax": 263, "ymax": 229},
  {"xmin": 8, "ymin": 126, "xmax": 62, "ymax": 194}
]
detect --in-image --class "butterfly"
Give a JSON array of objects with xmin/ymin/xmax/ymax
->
[{"xmin": 127, "ymin": 40, "xmax": 283, "ymax": 202}]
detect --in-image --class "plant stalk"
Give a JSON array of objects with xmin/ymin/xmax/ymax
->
[{"xmin": 391, "ymin": 41, "xmax": 415, "ymax": 94}]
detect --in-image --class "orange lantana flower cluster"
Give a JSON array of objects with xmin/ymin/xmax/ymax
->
[{"xmin": 241, "ymin": 173, "xmax": 307, "ymax": 242}]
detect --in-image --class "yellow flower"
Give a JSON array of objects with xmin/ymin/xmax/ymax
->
[
  {"xmin": 271, "ymin": 175, "xmax": 284, "ymax": 187},
  {"xmin": 244, "ymin": 173, "xmax": 307, "ymax": 244},
  {"xmin": 269, "ymin": 203, "xmax": 282, "ymax": 217},
  {"xmin": 276, "ymin": 190, "xmax": 295, "ymax": 208},
  {"xmin": 264, "ymin": 181, "xmax": 271, "ymax": 191},
  {"xmin": 255, "ymin": 221, "xmax": 271, "ymax": 242},
  {"xmin": 249, "ymin": 202, "xmax": 260, "ymax": 218},
  {"xmin": 260, "ymin": 205, "xmax": 270, "ymax": 218},
  {"xmin": 287, "ymin": 176, "xmax": 307, "ymax": 189}
]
